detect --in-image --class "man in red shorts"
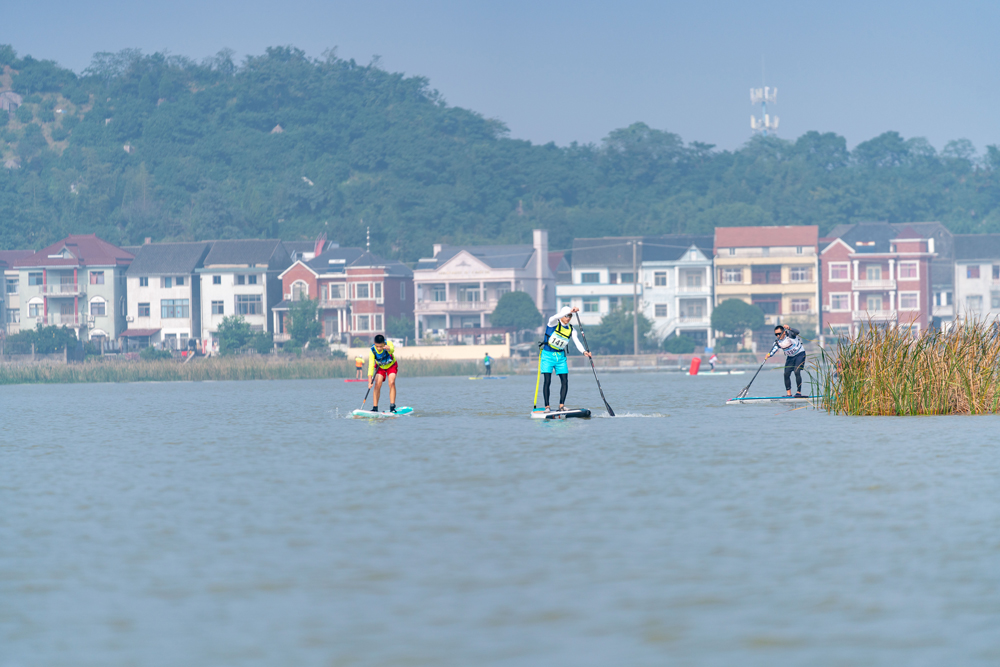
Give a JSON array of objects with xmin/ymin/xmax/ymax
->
[{"xmin": 367, "ymin": 334, "xmax": 399, "ymax": 413}]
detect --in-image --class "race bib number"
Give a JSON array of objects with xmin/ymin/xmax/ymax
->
[{"xmin": 548, "ymin": 334, "xmax": 569, "ymax": 350}]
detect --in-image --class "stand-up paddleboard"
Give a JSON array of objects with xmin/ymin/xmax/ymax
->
[
  {"xmin": 352, "ymin": 406, "xmax": 414, "ymax": 418},
  {"xmin": 691, "ymin": 370, "xmax": 746, "ymax": 376},
  {"xmin": 726, "ymin": 396, "xmax": 818, "ymax": 405},
  {"xmin": 530, "ymin": 408, "xmax": 592, "ymax": 420},
  {"xmin": 344, "ymin": 378, "xmax": 367, "ymax": 383},
  {"xmin": 469, "ymin": 376, "xmax": 508, "ymax": 380}
]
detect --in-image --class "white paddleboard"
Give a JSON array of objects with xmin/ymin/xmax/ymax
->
[
  {"xmin": 352, "ymin": 406, "xmax": 414, "ymax": 418},
  {"xmin": 691, "ymin": 370, "xmax": 746, "ymax": 376},
  {"xmin": 726, "ymin": 396, "xmax": 818, "ymax": 405},
  {"xmin": 530, "ymin": 408, "xmax": 592, "ymax": 420}
]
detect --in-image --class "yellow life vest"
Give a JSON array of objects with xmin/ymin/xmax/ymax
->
[
  {"xmin": 370, "ymin": 344, "xmax": 396, "ymax": 369},
  {"xmin": 546, "ymin": 321, "xmax": 573, "ymax": 352}
]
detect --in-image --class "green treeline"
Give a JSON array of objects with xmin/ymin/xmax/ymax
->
[{"xmin": 2, "ymin": 43, "xmax": 999, "ymax": 259}]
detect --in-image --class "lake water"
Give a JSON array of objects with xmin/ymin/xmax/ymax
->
[{"xmin": 3, "ymin": 371, "xmax": 999, "ymax": 666}]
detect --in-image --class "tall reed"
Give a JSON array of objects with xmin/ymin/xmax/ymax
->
[{"xmin": 817, "ymin": 321, "xmax": 1000, "ymax": 415}]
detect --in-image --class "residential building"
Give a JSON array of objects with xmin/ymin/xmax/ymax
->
[
  {"xmin": 12, "ymin": 235, "xmax": 133, "ymax": 343},
  {"xmin": 556, "ymin": 236, "xmax": 644, "ymax": 327},
  {"xmin": 196, "ymin": 240, "xmax": 291, "ymax": 349},
  {"xmin": 952, "ymin": 234, "xmax": 1000, "ymax": 323},
  {"xmin": 413, "ymin": 230, "xmax": 555, "ymax": 343},
  {"xmin": 123, "ymin": 242, "xmax": 212, "ymax": 349},
  {"xmin": 273, "ymin": 248, "xmax": 413, "ymax": 344},
  {"xmin": 820, "ymin": 223, "xmax": 935, "ymax": 337},
  {"xmin": 640, "ymin": 235, "xmax": 715, "ymax": 346},
  {"xmin": 1, "ymin": 250, "xmax": 35, "ymax": 334},
  {"xmin": 714, "ymin": 226, "xmax": 820, "ymax": 347}
]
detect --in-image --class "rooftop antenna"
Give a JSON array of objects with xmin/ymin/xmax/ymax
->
[
  {"xmin": 365, "ymin": 224, "xmax": 370, "ymax": 253},
  {"xmin": 750, "ymin": 56, "xmax": 779, "ymax": 136}
]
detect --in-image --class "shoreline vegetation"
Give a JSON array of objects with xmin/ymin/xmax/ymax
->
[{"xmin": 818, "ymin": 321, "xmax": 1000, "ymax": 416}]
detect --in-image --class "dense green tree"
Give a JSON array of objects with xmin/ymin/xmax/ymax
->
[
  {"xmin": 662, "ymin": 335, "xmax": 698, "ymax": 354},
  {"xmin": 711, "ymin": 299, "xmax": 764, "ymax": 340},
  {"xmin": 286, "ymin": 298, "xmax": 322, "ymax": 345},
  {"xmin": 488, "ymin": 291, "xmax": 542, "ymax": 331},
  {"xmin": 5, "ymin": 324, "xmax": 78, "ymax": 353},
  {"xmin": 386, "ymin": 315, "xmax": 415, "ymax": 339}
]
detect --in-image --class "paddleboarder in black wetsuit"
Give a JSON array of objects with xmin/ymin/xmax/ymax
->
[{"xmin": 769, "ymin": 324, "xmax": 806, "ymax": 397}]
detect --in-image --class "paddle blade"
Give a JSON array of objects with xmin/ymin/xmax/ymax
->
[{"xmin": 605, "ymin": 403, "xmax": 615, "ymax": 417}]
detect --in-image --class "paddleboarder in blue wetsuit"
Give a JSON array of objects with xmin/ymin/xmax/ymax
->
[
  {"xmin": 768, "ymin": 324, "xmax": 806, "ymax": 397},
  {"xmin": 540, "ymin": 306, "xmax": 591, "ymax": 412}
]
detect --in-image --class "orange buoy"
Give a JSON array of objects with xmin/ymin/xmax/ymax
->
[{"xmin": 689, "ymin": 356, "xmax": 701, "ymax": 375}]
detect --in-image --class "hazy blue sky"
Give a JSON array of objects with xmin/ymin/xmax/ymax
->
[{"xmin": 5, "ymin": 1, "xmax": 999, "ymax": 152}]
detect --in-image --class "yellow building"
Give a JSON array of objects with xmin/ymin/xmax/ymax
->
[{"xmin": 713, "ymin": 226, "xmax": 820, "ymax": 348}]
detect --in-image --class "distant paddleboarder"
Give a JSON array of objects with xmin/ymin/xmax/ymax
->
[
  {"xmin": 769, "ymin": 324, "xmax": 806, "ymax": 397},
  {"xmin": 540, "ymin": 306, "xmax": 592, "ymax": 412},
  {"xmin": 367, "ymin": 335, "xmax": 399, "ymax": 413},
  {"xmin": 709, "ymin": 352, "xmax": 718, "ymax": 372},
  {"xmin": 484, "ymin": 352, "xmax": 492, "ymax": 377},
  {"xmin": 354, "ymin": 354, "xmax": 365, "ymax": 379}
]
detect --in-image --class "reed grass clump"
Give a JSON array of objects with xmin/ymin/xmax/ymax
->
[
  {"xmin": 818, "ymin": 321, "xmax": 1000, "ymax": 415},
  {"xmin": 0, "ymin": 356, "xmax": 482, "ymax": 385}
]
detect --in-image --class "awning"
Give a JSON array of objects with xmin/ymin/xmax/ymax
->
[{"xmin": 121, "ymin": 328, "xmax": 161, "ymax": 337}]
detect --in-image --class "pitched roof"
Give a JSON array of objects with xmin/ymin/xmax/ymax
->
[
  {"xmin": 0, "ymin": 249, "xmax": 34, "ymax": 269},
  {"xmin": 415, "ymin": 244, "xmax": 535, "ymax": 271},
  {"xmin": 348, "ymin": 251, "xmax": 413, "ymax": 277},
  {"xmin": 202, "ymin": 239, "xmax": 286, "ymax": 267},
  {"xmin": 838, "ymin": 222, "xmax": 899, "ymax": 253},
  {"xmin": 306, "ymin": 247, "xmax": 366, "ymax": 273},
  {"xmin": 641, "ymin": 235, "xmax": 714, "ymax": 262},
  {"xmin": 714, "ymin": 226, "xmax": 818, "ymax": 250},
  {"xmin": 953, "ymin": 234, "xmax": 1000, "ymax": 261},
  {"xmin": 570, "ymin": 236, "xmax": 642, "ymax": 268},
  {"xmin": 13, "ymin": 234, "xmax": 133, "ymax": 268},
  {"xmin": 127, "ymin": 242, "xmax": 212, "ymax": 276}
]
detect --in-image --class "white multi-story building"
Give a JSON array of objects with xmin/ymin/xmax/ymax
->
[
  {"xmin": 640, "ymin": 235, "xmax": 715, "ymax": 346},
  {"xmin": 556, "ymin": 236, "xmax": 644, "ymax": 327},
  {"xmin": 952, "ymin": 234, "xmax": 1000, "ymax": 323},
  {"xmin": 413, "ymin": 229, "xmax": 555, "ymax": 343},
  {"xmin": 1, "ymin": 250, "xmax": 35, "ymax": 335}
]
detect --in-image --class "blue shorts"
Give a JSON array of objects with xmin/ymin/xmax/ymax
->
[{"xmin": 540, "ymin": 348, "xmax": 568, "ymax": 374}]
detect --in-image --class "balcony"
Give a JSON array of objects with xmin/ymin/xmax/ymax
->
[
  {"xmin": 38, "ymin": 283, "xmax": 86, "ymax": 296},
  {"xmin": 273, "ymin": 333, "xmax": 291, "ymax": 342},
  {"xmin": 676, "ymin": 316, "xmax": 710, "ymax": 325},
  {"xmin": 852, "ymin": 279, "xmax": 896, "ymax": 291},
  {"xmin": 319, "ymin": 298, "xmax": 348, "ymax": 309},
  {"xmin": 852, "ymin": 309, "xmax": 898, "ymax": 322},
  {"xmin": 415, "ymin": 299, "xmax": 498, "ymax": 313},
  {"xmin": 38, "ymin": 313, "xmax": 90, "ymax": 326}
]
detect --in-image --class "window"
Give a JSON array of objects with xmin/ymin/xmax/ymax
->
[
  {"xmin": 751, "ymin": 266, "xmax": 781, "ymax": 285},
  {"xmin": 162, "ymin": 277, "xmax": 173, "ymax": 288},
  {"xmin": 994, "ymin": 266, "xmax": 1000, "ymax": 281},
  {"xmin": 121, "ymin": 297, "xmax": 126, "ymax": 316},
  {"xmin": 946, "ymin": 292, "xmax": 953, "ymax": 306},
  {"xmin": 400, "ymin": 283, "xmax": 406, "ymax": 300},
  {"xmin": 248, "ymin": 274, "xmax": 257, "ymax": 285},
  {"xmin": 235, "ymin": 295, "xmax": 261, "ymax": 316},
  {"xmin": 790, "ymin": 267, "xmax": 810, "ymax": 282},
  {"xmin": 829, "ymin": 263, "xmax": 850, "ymax": 281},
  {"xmin": 581, "ymin": 272, "xmax": 600, "ymax": 284},
  {"xmin": 161, "ymin": 299, "xmax": 190, "ymax": 318},
  {"xmin": 28, "ymin": 303, "xmax": 42, "ymax": 317},
  {"xmin": 6, "ymin": 308, "xmax": 19, "ymax": 323},
  {"xmin": 374, "ymin": 283, "xmax": 382, "ymax": 301},
  {"xmin": 609, "ymin": 273, "xmax": 617, "ymax": 284},
  {"xmin": 865, "ymin": 266, "xmax": 882, "ymax": 281},
  {"xmin": 967, "ymin": 295, "xmax": 983, "ymax": 312},
  {"xmin": 752, "ymin": 297, "xmax": 780, "ymax": 315},
  {"xmin": 654, "ymin": 272, "xmax": 667, "ymax": 287},
  {"xmin": 90, "ymin": 300, "xmax": 106, "ymax": 317},
  {"xmin": 680, "ymin": 299, "xmax": 705, "ymax": 318},
  {"xmin": 686, "ymin": 271, "xmax": 703, "ymax": 288},
  {"xmin": 830, "ymin": 294, "xmax": 850, "ymax": 311},
  {"xmin": 138, "ymin": 303, "xmax": 150, "ymax": 317},
  {"xmin": 582, "ymin": 297, "xmax": 600, "ymax": 312},
  {"xmin": 654, "ymin": 304, "xmax": 668, "ymax": 318},
  {"xmin": 28, "ymin": 272, "xmax": 42, "ymax": 286},
  {"xmin": 899, "ymin": 292, "xmax": 919, "ymax": 310},
  {"xmin": 432, "ymin": 287, "xmax": 446, "ymax": 302},
  {"xmin": 992, "ymin": 293, "xmax": 1000, "ymax": 309},
  {"xmin": 211, "ymin": 301, "xmax": 224, "ymax": 315},
  {"xmin": 620, "ymin": 273, "xmax": 635, "ymax": 284},
  {"xmin": 457, "ymin": 286, "xmax": 479, "ymax": 302},
  {"xmin": 689, "ymin": 249, "xmax": 698, "ymax": 260},
  {"xmin": 139, "ymin": 277, "xmax": 148, "ymax": 287},
  {"xmin": 213, "ymin": 275, "xmax": 222, "ymax": 285},
  {"xmin": 357, "ymin": 315, "xmax": 370, "ymax": 331},
  {"xmin": 899, "ymin": 262, "xmax": 918, "ymax": 280},
  {"xmin": 356, "ymin": 283, "xmax": 370, "ymax": 299},
  {"xmin": 291, "ymin": 281, "xmax": 308, "ymax": 301},
  {"xmin": 176, "ymin": 276, "xmax": 185, "ymax": 287},
  {"xmin": 236, "ymin": 275, "xmax": 246, "ymax": 285},
  {"xmin": 722, "ymin": 268, "xmax": 743, "ymax": 284},
  {"xmin": 728, "ymin": 248, "xmax": 736, "ymax": 256},
  {"xmin": 967, "ymin": 266, "xmax": 980, "ymax": 279},
  {"xmin": 328, "ymin": 284, "xmax": 345, "ymax": 299},
  {"xmin": 866, "ymin": 295, "xmax": 883, "ymax": 311},
  {"xmin": 5, "ymin": 278, "xmax": 17, "ymax": 294},
  {"xmin": 796, "ymin": 246, "xmax": 803, "ymax": 255},
  {"xmin": 374, "ymin": 314, "xmax": 383, "ymax": 331},
  {"xmin": 791, "ymin": 298, "xmax": 810, "ymax": 313},
  {"xmin": 829, "ymin": 324, "xmax": 851, "ymax": 338},
  {"xmin": 90, "ymin": 271, "xmax": 104, "ymax": 285}
]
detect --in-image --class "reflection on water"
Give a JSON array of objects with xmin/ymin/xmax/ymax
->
[{"xmin": 2, "ymin": 373, "xmax": 999, "ymax": 666}]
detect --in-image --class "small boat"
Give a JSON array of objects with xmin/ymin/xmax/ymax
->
[
  {"xmin": 726, "ymin": 396, "xmax": 818, "ymax": 405},
  {"xmin": 352, "ymin": 407, "xmax": 414, "ymax": 418},
  {"xmin": 529, "ymin": 408, "xmax": 591, "ymax": 420}
]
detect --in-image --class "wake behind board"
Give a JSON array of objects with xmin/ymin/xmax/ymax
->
[
  {"xmin": 530, "ymin": 408, "xmax": 592, "ymax": 420},
  {"xmin": 469, "ymin": 376, "xmax": 508, "ymax": 380},
  {"xmin": 352, "ymin": 406, "xmax": 414, "ymax": 418},
  {"xmin": 726, "ymin": 396, "xmax": 818, "ymax": 405}
]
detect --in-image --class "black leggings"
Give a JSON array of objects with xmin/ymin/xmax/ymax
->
[
  {"xmin": 784, "ymin": 352, "xmax": 806, "ymax": 392},
  {"xmin": 543, "ymin": 373, "xmax": 568, "ymax": 407}
]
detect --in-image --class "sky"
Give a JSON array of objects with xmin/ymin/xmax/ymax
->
[{"xmin": 4, "ymin": 0, "xmax": 1000, "ymax": 153}]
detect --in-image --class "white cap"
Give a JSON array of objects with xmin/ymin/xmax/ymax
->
[{"xmin": 557, "ymin": 306, "xmax": 573, "ymax": 319}]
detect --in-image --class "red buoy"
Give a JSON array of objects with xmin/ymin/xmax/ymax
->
[{"xmin": 689, "ymin": 356, "xmax": 701, "ymax": 375}]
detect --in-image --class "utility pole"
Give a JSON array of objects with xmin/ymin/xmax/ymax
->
[{"xmin": 632, "ymin": 239, "xmax": 640, "ymax": 355}]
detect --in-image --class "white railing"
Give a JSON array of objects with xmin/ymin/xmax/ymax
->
[
  {"xmin": 852, "ymin": 309, "xmax": 897, "ymax": 321},
  {"xmin": 676, "ymin": 316, "xmax": 710, "ymax": 323},
  {"xmin": 415, "ymin": 299, "xmax": 498, "ymax": 312},
  {"xmin": 38, "ymin": 283, "xmax": 86, "ymax": 295},
  {"xmin": 677, "ymin": 285, "xmax": 710, "ymax": 293},
  {"xmin": 41, "ymin": 313, "xmax": 90, "ymax": 326},
  {"xmin": 319, "ymin": 298, "xmax": 347, "ymax": 309},
  {"xmin": 852, "ymin": 279, "xmax": 896, "ymax": 291},
  {"xmin": 273, "ymin": 333, "xmax": 291, "ymax": 342}
]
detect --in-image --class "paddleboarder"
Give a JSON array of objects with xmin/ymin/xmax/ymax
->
[
  {"xmin": 709, "ymin": 352, "xmax": 718, "ymax": 372},
  {"xmin": 769, "ymin": 324, "xmax": 806, "ymax": 397},
  {"xmin": 484, "ymin": 352, "xmax": 492, "ymax": 377},
  {"xmin": 367, "ymin": 334, "xmax": 399, "ymax": 413},
  {"xmin": 540, "ymin": 306, "xmax": 592, "ymax": 412},
  {"xmin": 354, "ymin": 354, "xmax": 365, "ymax": 379}
]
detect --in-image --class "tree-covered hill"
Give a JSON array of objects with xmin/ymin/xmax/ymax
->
[{"xmin": 1, "ymin": 43, "xmax": 998, "ymax": 259}]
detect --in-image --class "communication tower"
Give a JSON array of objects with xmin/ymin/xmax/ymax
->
[{"xmin": 750, "ymin": 69, "xmax": 778, "ymax": 136}]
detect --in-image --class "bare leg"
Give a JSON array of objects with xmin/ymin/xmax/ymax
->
[
  {"xmin": 387, "ymin": 373, "xmax": 397, "ymax": 404},
  {"xmin": 373, "ymin": 374, "xmax": 384, "ymax": 406}
]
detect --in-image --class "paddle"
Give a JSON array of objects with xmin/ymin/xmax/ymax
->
[
  {"xmin": 575, "ymin": 313, "xmax": 615, "ymax": 416},
  {"xmin": 533, "ymin": 342, "xmax": 544, "ymax": 410},
  {"xmin": 360, "ymin": 374, "xmax": 375, "ymax": 411},
  {"xmin": 736, "ymin": 348, "xmax": 775, "ymax": 399}
]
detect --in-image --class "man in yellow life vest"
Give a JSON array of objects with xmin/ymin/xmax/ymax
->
[
  {"xmin": 367, "ymin": 334, "xmax": 399, "ymax": 413},
  {"xmin": 540, "ymin": 306, "xmax": 591, "ymax": 411},
  {"xmin": 354, "ymin": 354, "xmax": 365, "ymax": 379}
]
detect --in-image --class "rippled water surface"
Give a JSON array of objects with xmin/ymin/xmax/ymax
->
[{"xmin": 3, "ymin": 372, "xmax": 1000, "ymax": 666}]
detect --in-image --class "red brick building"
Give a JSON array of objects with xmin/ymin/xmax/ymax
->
[{"xmin": 820, "ymin": 223, "xmax": 935, "ymax": 337}]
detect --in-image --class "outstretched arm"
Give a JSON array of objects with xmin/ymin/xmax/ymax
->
[{"xmin": 571, "ymin": 328, "xmax": 587, "ymax": 354}]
